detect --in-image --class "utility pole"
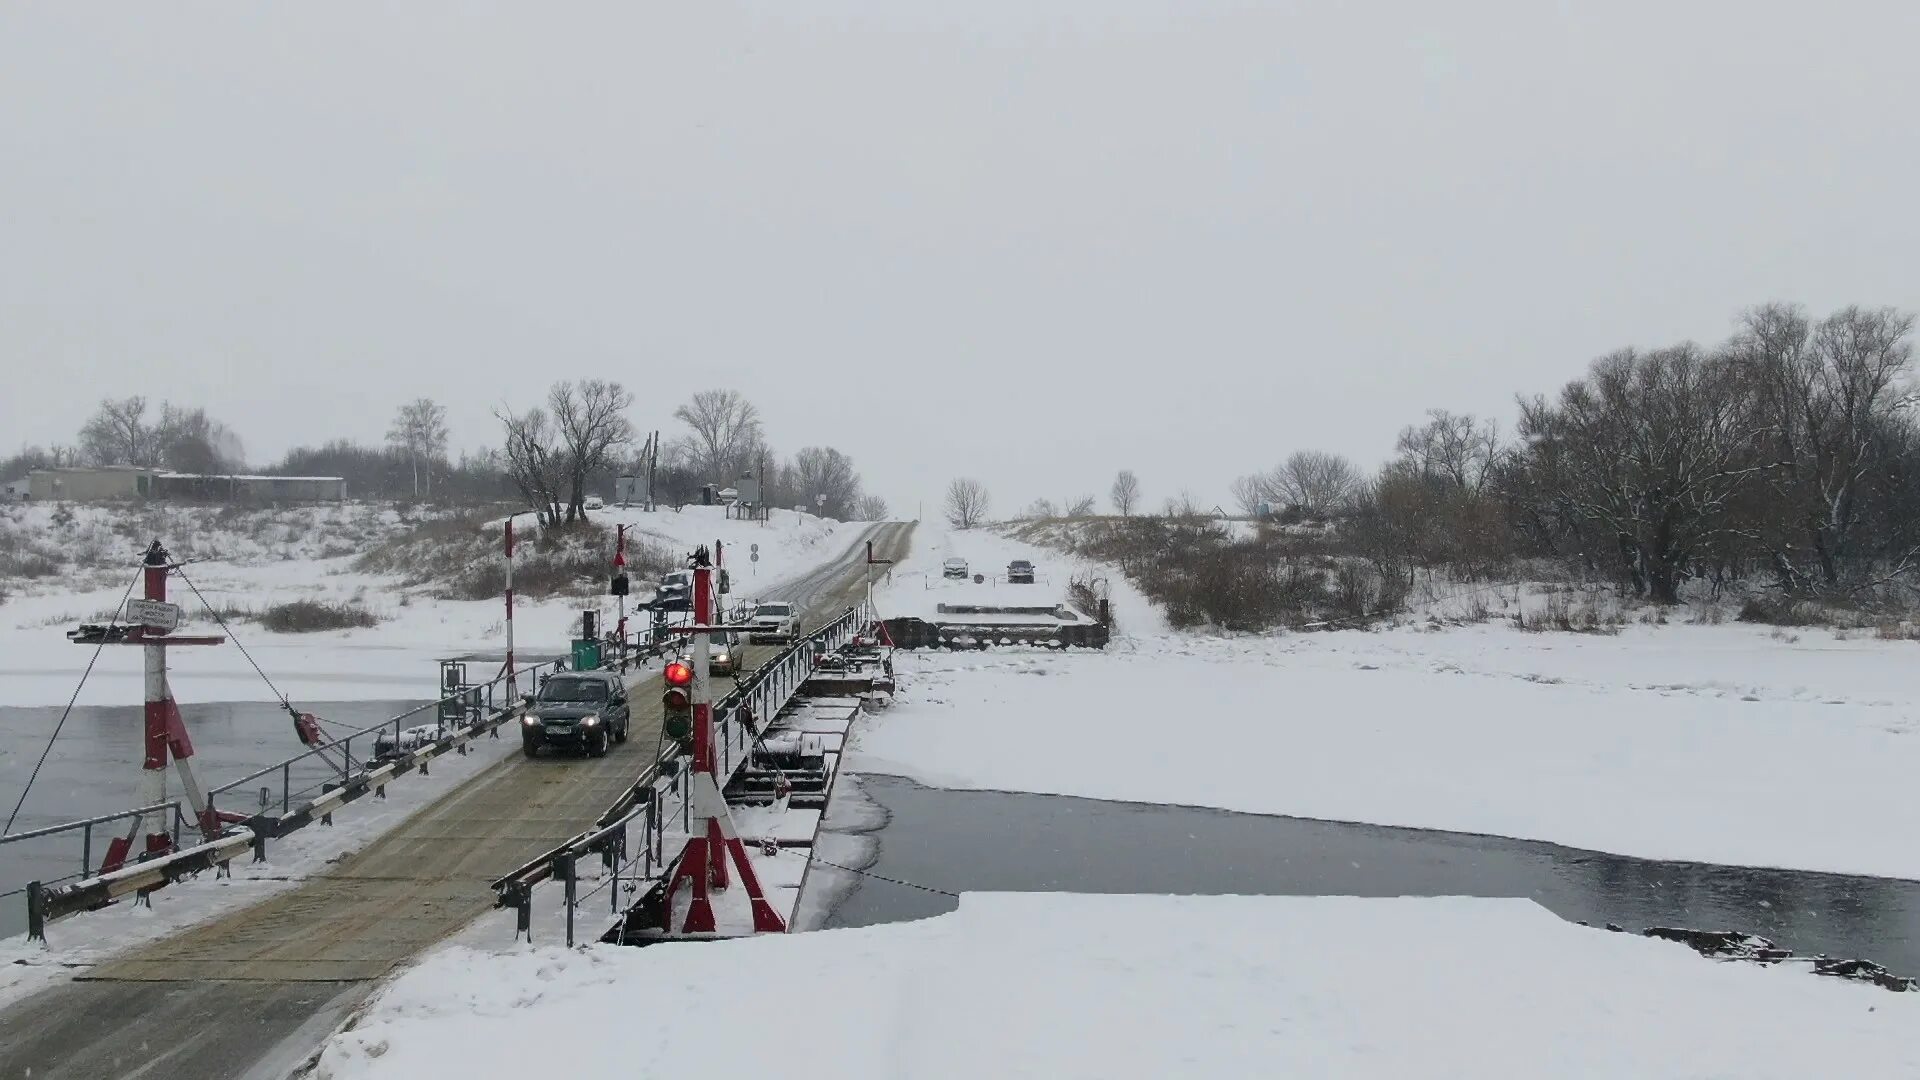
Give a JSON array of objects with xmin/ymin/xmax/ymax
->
[
  {"xmin": 613, "ymin": 523, "xmax": 629, "ymax": 671},
  {"xmin": 504, "ymin": 516, "xmax": 517, "ymax": 697}
]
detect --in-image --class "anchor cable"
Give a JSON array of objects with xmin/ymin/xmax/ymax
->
[
  {"xmin": 793, "ymin": 849, "xmax": 958, "ymax": 898},
  {"xmin": 171, "ymin": 565, "xmax": 297, "ymax": 717},
  {"xmin": 3, "ymin": 565, "xmax": 144, "ymax": 836},
  {"xmin": 172, "ymin": 566, "xmax": 357, "ymax": 769}
]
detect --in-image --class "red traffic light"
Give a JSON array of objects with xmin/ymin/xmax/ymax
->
[{"xmin": 664, "ymin": 660, "xmax": 694, "ymax": 687}]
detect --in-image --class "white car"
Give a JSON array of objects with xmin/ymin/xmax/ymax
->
[
  {"xmin": 584, "ymin": 495, "xmax": 605, "ymax": 510},
  {"xmin": 680, "ymin": 630, "xmax": 743, "ymax": 676},
  {"xmin": 748, "ymin": 601, "xmax": 797, "ymax": 643}
]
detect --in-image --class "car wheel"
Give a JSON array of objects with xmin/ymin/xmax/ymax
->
[
  {"xmin": 522, "ymin": 740, "xmax": 538, "ymax": 759},
  {"xmin": 590, "ymin": 729, "xmax": 609, "ymax": 758},
  {"xmin": 613, "ymin": 722, "xmax": 628, "ymax": 744}
]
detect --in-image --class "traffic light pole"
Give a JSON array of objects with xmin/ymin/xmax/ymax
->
[{"xmin": 663, "ymin": 544, "xmax": 785, "ymax": 934}]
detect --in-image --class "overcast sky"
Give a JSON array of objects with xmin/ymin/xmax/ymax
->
[{"xmin": 2, "ymin": 2, "xmax": 1915, "ymax": 515}]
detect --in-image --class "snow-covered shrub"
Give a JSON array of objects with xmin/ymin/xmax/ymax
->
[{"xmin": 259, "ymin": 599, "xmax": 381, "ymax": 632}]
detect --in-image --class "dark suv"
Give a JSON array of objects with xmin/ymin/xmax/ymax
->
[
  {"xmin": 522, "ymin": 671, "xmax": 630, "ymax": 758},
  {"xmin": 1008, "ymin": 559, "xmax": 1035, "ymax": 584},
  {"xmin": 653, "ymin": 571, "xmax": 691, "ymax": 612}
]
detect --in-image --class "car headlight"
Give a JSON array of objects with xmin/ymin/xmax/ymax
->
[
  {"xmin": 522, "ymin": 714, "xmax": 538, "ymax": 727},
  {"xmin": 582, "ymin": 713, "xmax": 600, "ymax": 726},
  {"xmin": 715, "ymin": 652, "xmax": 730, "ymax": 662}
]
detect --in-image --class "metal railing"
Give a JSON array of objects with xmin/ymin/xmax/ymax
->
[
  {"xmin": 6, "ymin": 602, "xmax": 872, "ymax": 941},
  {"xmin": 5, "ymin": 655, "xmax": 568, "ymax": 938},
  {"xmin": 492, "ymin": 603, "xmax": 871, "ymax": 944}
]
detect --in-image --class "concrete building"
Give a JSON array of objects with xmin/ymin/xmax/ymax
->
[
  {"xmin": 28, "ymin": 466, "xmax": 156, "ymax": 501},
  {"xmin": 26, "ymin": 467, "xmax": 346, "ymax": 503},
  {"xmin": 155, "ymin": 474, "xmax": 347, "ymax": 502}
]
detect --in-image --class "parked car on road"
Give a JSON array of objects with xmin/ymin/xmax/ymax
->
[
  {"xmin": 943, "ymin": 558, "xmax": 969, "ymax": 579},
  {"xmin": 1008, "ymin": 559, "xmax": 1035, "ymax": 584},
  {"xmin": 522, "ymin": 671, "xmax": 629, "ymax": 758},
  {"xmin": 584, "ymin": 495, "xmax": 604, "ymax": 510},
  {"xmin": 749, "ymin": 601, "xmax": 797, "ymax": 643}
]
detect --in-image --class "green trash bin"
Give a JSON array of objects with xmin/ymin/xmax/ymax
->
[{"xmin": 570, "ymin": 639, "xmax": 602, "ymax": 671}]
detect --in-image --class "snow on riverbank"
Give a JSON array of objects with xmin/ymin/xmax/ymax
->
[
  {"xmin": 0, "ymin": 505, "xmax": 863, "ymax": 707},
  {"xmin": 312, "ymin": 894, "xmax": 1918, "ymax": 1079},
  {"xmin": 859, "ymin": 523, "xmax": 1920, "ymax": 879}
]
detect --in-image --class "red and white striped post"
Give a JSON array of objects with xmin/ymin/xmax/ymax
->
[
  {"xmin": 97, "ymin": 541, "xmax": 225, "ymax": 875},
  {"xmin": 668, "ymin": 543, "xmax": 785, "ymax": 934},
  {"xmin": 504, "ymin": 517, "xmax": 517, "ymax": 699},
  {"xmin": 614, "ymin": 523, "xmax": 627, "ymax": 667}
]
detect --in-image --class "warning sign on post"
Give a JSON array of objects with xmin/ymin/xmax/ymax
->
[{"xmin": 125, "ymin": 598, "xmax": 182, "ymax": 631}]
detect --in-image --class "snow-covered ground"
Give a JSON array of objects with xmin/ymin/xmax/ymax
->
[
  {"xmin": 0, "ymin": 503, "xmax": 863, "ymax": 707},
  {"xmin": 883, "ymin": 521, "xmax": 1165, "ymax": 629},
  {"xmin": 311, "ymin": 893, "xmax": 1918, "ymax": 1079},
  {"xmin": 858, "ymin": 522, "xmax": 1920, "ymax": 879}
]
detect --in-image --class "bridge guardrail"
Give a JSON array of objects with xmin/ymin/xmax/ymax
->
[
  {"xmin": 490, "ymin": 604, "xmax": 869, "ymax": 944},
  {"xmin": 7, "ymin": 656, "xmax": 568, "ymax": 939},
  {"xmin": 8, "ymin": 602, "xmax": 871, "ymax": 941}
]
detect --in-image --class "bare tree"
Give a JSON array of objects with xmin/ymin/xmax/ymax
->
[
  {"xmin": 855, "ymin": 493, "xmax": 890, "ymax": 521},
  {"xmin": 1737, "ymin": 304, "xmax": 1916, "ymax": 587},
  {"xmin": 496, "ymin": 405, "xmax": 567, "ymax": 524},
  {"xmin": 1110, "ymin": 470, "xmax": 1140, "ymax": 515},
  {"xmin": 1063, "ymin": 494, "xmax": 1097, "ymax": 517},
  {"xmin": 670, "ymin": 389, "xmax": 763, "ymax": 483},
  {"xmin": 1163, "ymin": 489, "xmax": 1203, "ymax": 519},
  {"xmin": 1395, "ymin": 411, "xmax": 1499, "ymax": 492},
  {"xmin": 1267, "ymin": 451, "xmax": 1360, "ymax": 515},
  {"xmin": 162, "ymin": 406, "xmax": 242, "ymax": 474},
  {"xmin": 1021, "ymin": 497, "xmax": 1059, "ymax": 520},
  {"xmin": 790, "ymin": 446, "xmax": 862, "ymax": 519},
  {"xmin": 945, "ymin": 478, "xmax": 990, "ymax": 529},
  {"xmin": 1229, "ymin": 473, "xmax": 1267, "ymax": 516},
  {"xmin": 387, "ymin": 398, "xmax": 450, "ymax": 498},
  {"xmin": 79, "ymin": 396, "xmax": 158, "ymax": 467},
  {"xmin": 551, "ymin": 380, "xmax": 634, "ymax": 521},
  {"xmin": 1515, "ymin": 345, "xmax": 1767, "ymax": 603}
]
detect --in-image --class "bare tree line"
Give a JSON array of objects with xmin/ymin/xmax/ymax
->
[
  {"xmin": 990, "ymin": 301, "xmax": 1918, "ymax": 624},
  {"xmin": 1338, "ymin": 303, "xmax": 1919, "ymax": 604},
  {"xmin": 4, "ymin": 385, "xmax": 888, "ymax": 528}
]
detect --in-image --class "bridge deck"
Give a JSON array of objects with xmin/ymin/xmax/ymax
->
[
  {"xmin": 84, "ymin": 645, "xmax": 782, "ymax": 982},
  {"xmin": 0, "ymin": 522, "xmax": 912, "ymax": 1077}
]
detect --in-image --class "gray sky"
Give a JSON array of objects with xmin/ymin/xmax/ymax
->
[{"xmin": 3, "ymin": 2, "xmax": 1915, "ymax": 515}]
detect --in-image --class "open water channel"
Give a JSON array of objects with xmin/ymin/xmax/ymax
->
[
  {"xmin": 0, "ymin": 699, "xmax": 428, "ymax": 935},
  {"xmin": 821, "ymin": 773, "xmax": 1920, "ymax": 979}
]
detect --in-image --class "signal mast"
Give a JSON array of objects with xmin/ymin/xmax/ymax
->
[{"xmin": 659, "ymin": 543, "xmax": 784, "ymax": 933}]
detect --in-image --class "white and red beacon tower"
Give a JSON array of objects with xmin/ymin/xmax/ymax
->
[{"xmin": 81, "ymin": 541, "xmax": 228, "ymax": 874}]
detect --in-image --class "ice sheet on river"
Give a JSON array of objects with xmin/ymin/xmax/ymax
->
[{"xmin": 311, "ymin": 893, "xmax": 1918, "ymax": 1079}]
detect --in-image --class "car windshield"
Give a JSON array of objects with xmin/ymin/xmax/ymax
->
[
  {"xmin": 945, "ymin": 559, "xmax": 966, "ymax": 567},
  {"xmin": 539, "ymin": 678, "xmax": 608, "ymax": 703},
  {"xmin": 757, "ymin": 604, "xmax": 791, "ymax": 616}
]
